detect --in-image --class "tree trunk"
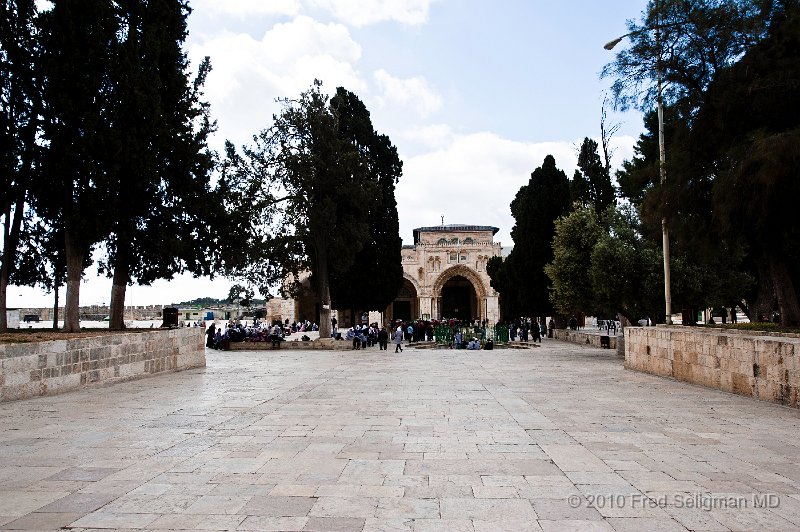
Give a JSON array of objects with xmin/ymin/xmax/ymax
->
[
  {"xmin": 0, "ymin": 196, "xmax": 25, "ymax": 331},
  {"xmin": 0, "ymin": 272, "xmax": 7, "ymax": 331},
  {"xmin": 53, "ymin": 273, "xmax": 60, "ymax": 330},
  {"xmin": 750, "ymin": 260, "xmax": 775, "ymax": 323},
  {"xmin": 315, "ymin": 246, "xmax": 332, "ymax": 339},
  {"xmin": 109, "ymin": 258, "xmax": 129, "ymax": 330},
  {"xmin": 63, "ymin": 232, "xmax": 84, "ymax": 332},
  {"xmin": 769, "ymin": 253, "xmax": 800, "ymax": 327},
  {"xmin": 618, "ymin": 308, "xmax": 637, "ymax": 326}
]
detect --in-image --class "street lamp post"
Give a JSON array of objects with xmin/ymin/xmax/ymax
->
[{"xmin": 604, "ymin": 8, "xmax": 673, "ymax": 325}]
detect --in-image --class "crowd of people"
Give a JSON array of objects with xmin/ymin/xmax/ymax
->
[
  {"xmin": 205, "ymin": 318, "xmax": 319, "ymax": 350},
  {"xmin": 204, "ymin": 315, "xmax": 566, "ymax": 351}
]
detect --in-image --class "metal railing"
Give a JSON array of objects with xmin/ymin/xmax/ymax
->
[{"xmin": 433, "ymin": 324, "xmax": 509, "ymax": 346}]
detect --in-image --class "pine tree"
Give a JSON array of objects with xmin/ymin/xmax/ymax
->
[
  {"xmin": 489, "ymin": 155, "xmax": 571, "ymax": 318},
  {"xmin": 0, "ymin": 0, "xmax": 40, "ymax": 330},
  {"xmin": 38, "ymin": 0, "xmax": 118, "ymax": 332},
  {"xmin": 103, "ymin": 0, "xmax": 216, "ymax": 329},
  {"xmin": 328, "ymin": 88, "xmax": 403, "ymax": 316}
]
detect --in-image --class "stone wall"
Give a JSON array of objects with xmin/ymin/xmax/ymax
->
[
  {"xmin": 0, "ymin": 328, "xmax": 205, "ymax": 402},
  {"xmin": 553, "ymin": 329, "xmax": 619, "ymax": 351},
  {"xmin": 228, "ymin": 338, "xmax": 354, "ymax": 351},
  {"xmin": 625, "ymin": 326, "xmax": 799, "ymax": 408}
]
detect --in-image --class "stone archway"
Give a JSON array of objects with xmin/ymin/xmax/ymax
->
[
  {"xmin": 390, "ymin": 275, "xmax": 419, "ymax": 322},
  {"xmin": 433, "ymin": 265, "xmax": 487, "ymax": 321}
]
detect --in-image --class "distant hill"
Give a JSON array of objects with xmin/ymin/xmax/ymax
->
[{"xmin": 170, "ymin": 297, "xmax": 268, "ymax": 307}]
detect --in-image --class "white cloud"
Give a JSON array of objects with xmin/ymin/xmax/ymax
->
[
  {"xmin": 401, "ymin": 124, "xmax": 453, "ymax": 148},
  {"xmin": 309, "ymin": 0, "xmax": 437, "ymax": 26},
  {"xmin": 190, "ymin": 0, "xmax": 301, "ymax": 18},
  {"xmin": 395, "ymin": 133, "xmax": 636, "ymax": 246},
  {"xmin": 373, "ymin": 69, "xmax": 442, "ymax": 118},
  {"xmin": 189, "ymin": 16, "xmax": 365, "ymax": 147}
]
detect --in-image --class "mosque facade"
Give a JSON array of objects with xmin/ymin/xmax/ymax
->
[
  {"xmin": 384, "ymin": 224, "xmax": 502, "ymax": 324},
  {"xmin": 267, "ymin": 224, "xmax": 503, "ymax": 326}
]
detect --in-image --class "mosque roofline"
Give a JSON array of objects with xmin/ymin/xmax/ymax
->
[{"xmin": 412, "ymin": 224, "xmax": 499, "ymax": 244}]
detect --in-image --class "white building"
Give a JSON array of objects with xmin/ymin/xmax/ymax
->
[
  {"xmin": 388, "ymin": 224, "xmax": 502, "ymax": 324},
  {"xmin": 265, "ymin": 224, "xmax": 504, "ymax": 327}
]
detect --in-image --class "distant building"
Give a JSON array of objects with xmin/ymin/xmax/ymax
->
[
  {"xmin": 387, "ymin": 224, "xmax": 502, "ymax": 324},
  {"xmin": 263, "ymin": 224, "xmax": 504, "ymax": 327}
]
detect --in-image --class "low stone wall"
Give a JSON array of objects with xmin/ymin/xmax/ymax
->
[
  {"xmin": 0, "ymin": 328, "xmax": 205, "ymax": 402},
  {"xmin": 553, "ymin": 329, "xmax": 619, "ymax": 351},
  {"xmin": 228, "ymin": 338, "xmax": 354, "ymax": 351},
  {"xmin": 625, "ymin": 326, "xmax": 799, "ymax": 408}
]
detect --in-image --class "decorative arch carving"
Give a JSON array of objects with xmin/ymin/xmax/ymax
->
[
  {"xmin": 401, "ymin": 272, "xmax": 421, "ymax": 296},
  {"xmin": 433, "ymin": 265, "xmax": 487, "ymax": 299}
]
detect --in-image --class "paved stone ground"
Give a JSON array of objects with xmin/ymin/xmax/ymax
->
[{"xmin": 1, "ymin": 340, "xmax": 800, "ymax": 531}]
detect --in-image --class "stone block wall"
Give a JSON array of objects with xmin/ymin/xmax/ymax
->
[
  {"xmin": 228, "ymin": 338, "xmax": 354, "ymax": 351},
  {"xmin": 625, "ymin": 326, "xmax": 799, "ymax": 408},
  {"xmin": 553, "ymin": 329, "xmax": 619, "ymax": 351},
  {"xmin": 0, "ymin": 328, "xmax": 205, "ymax": 402}
]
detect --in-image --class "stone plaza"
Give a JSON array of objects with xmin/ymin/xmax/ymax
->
[{"xmin": 1, "ymin": 340, "xmax": 800, "ymax": 531}]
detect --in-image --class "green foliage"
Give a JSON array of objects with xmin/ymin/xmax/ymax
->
[
  {"xmin": 488, "ymin": 155, "xmax": 571, "ymax": 317},
  {"xmin": 546, "ymin": 204, "xmax": 683, "ymax": 322},
  {"xmin": 227, "ymin": 284, "xmax": 255, "ymax": 307},
  {"xmin": 100, "ymin": 1, "xmax": 218, "ymax": 328},
  {"xmin": 571, "ymin": 138, "xmax": 615, "ymax": 213},
  {"xmin": 665, "ymin": 5, "xmax": 800, "ymax": 325},
  {"xmin": 328, "ymin": 88, "xmax": 403, "ymax": 312},
  {"xmin": 0, "ymin": 0, "xmax": 42, "ymax": 329},
  {"xmin": 486, "ymin": 254, "xmax": 519, "ymax": 318},
  {"xmin": 222, "ymin": 81, "xmax": 391, "ymax": 337},
  {"xmin": 602, "ymin": 0, "xmax": 781, "ymax": 114},
  {"xmin": 545, "ymin": 205, "xmax": 603, "ymax": 316}
]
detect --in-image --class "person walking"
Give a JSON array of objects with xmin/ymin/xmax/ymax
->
[
  {"xmin": 378, "ymin": 326, "xmax": 389, "ymax": 350},
  {"xmin": 394, "ymin": 326, "xmax": 404, "ymax": 352}
]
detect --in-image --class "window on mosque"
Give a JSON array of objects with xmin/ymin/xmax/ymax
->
[
  {"xmin": 437, "ymin": 238, "xmax": 448, "ymax": 245},
  {"xmin": 460, "ymin": 254, "xmax": 468, "ymax": 262},
  {"xmin": 449, "ymin": 252, "xmax": 457, "ymax": 262},
  {"xmin": 463, "ymin": 237, "xmax": 474, "ymax": 245},
  {"xmin": 450, "ymin": 237, "xmax": 458, "ymax": 244}
]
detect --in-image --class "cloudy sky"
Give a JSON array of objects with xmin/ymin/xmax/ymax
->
[{"xmin": 13, "ymin": 0, "xmax": 652, "ymax": 308}]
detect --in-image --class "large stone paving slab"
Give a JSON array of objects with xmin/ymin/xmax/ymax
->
[{"xmin": 1, "ymin": 342, "xmax": 800, "ymax": 530}]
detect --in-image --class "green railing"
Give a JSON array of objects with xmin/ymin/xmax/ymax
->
[{"xmin": 433, "ymin": 324, "xmax": 509, "ymax": 346}]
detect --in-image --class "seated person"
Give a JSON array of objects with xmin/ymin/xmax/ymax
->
[
  {"xmin": 467, "ymin": 337, "xmax": 480, "ymax": 350},
  {"xmin": 269, "ymin": 324, "xmax": 283, "ymax": 348}
]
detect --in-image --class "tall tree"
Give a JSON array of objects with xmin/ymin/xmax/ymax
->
[
  {"xmin": 222, "ymin": 81, "xmax": 383, "ymax": 339},
  {"xmin": 668, "ymin": 4, "xmax": 800, "ymax": 325},
  {"xmin": 606, "ymin": 0, "xmax": 798, "ymax": 324},
  {"xmin": 102, "ymin": 0, "xmax": 216, "ymax": 329},
  {"xmin": 488, "ymin": 155, "xmax": 571, "ymax": 318},
  {"xmin": 545, "ymin": 206, "xmax": 603, "ymax": 317},
  {"xmin": 38, "ymin": 0, "xmax": 118, "ymax": 332},
  {"xmin": 328, "ymin": 87, "xmax": 403, "ymax": 315},
  {"xmin": 570, "ymin": 137, "xmax": 615, "ymax": 213},
  {"xmin": 0, "ymin": 0, "xmax": 40, "ymax": 330},
  {"xmin": 546, "ymin": 202, "xmax": 750, "ymax": 324},
  {"xmin": 602, "ymin": 0, "xmax": 780, "ymax": 116}
]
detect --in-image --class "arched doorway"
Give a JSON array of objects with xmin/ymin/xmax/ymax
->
[
  {"xmin": 433, "ymin": 265, "xmax": 488, "ymax": 322},
  {"xmin": 391, "ymin": 278, "xmax": 418, "ymax": 321},
  {"xmin": 440, "ymin": 275, "xmax": 478, "ymax": 321}
]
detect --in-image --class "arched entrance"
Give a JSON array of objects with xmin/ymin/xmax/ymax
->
[
  {"xmin": 440, "ymin": 275, "xmax": 477, "ymax": 321},
  {"xmin": 391, "ymin": 278, "xmax": 418, "ymax": 321},
  {"xmin": 433, "ymin": 266, "xmax": 488, "ymax": 322}
]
